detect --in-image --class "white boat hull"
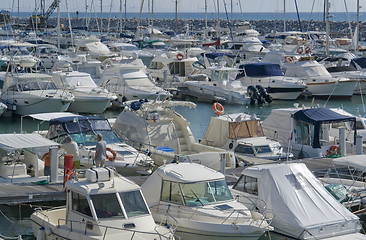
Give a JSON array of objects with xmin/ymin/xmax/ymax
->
[
  {"xmin": 305, "ymin": 80, "xmax": 356, "ymax": 98},
  {"xmin": 67, "ymin": 96, "xmax": 112, "ymax": 113}
]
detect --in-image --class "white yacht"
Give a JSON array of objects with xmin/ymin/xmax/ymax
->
[
  {"xmin": 262, "ymin": 106, "xmax": 357, "ymax": 159},
  {"xmin": 284, "ymin": 61, "xmax": 356, "ymax": 98},
  {"xmin": 236, "ymin": 63, "xmax": 306, "ymax": 100},
  {"xmin": 0, "ymin": 72, "xmax": 74, "ymax": 115},
  {"xmin": 31, "ymin": 167, "xmax": 177, "ymax": 240},
  {"xmin": 45, "ymin": 115, "xmax": 154, "ymax": 176},
  {"xmin": 142, "ymin": 162, "xmax": 272, "ymax": 240},
  {"xmin": 180, "ymin": 66, "xmax": 251, "ymax": 104},
  {"xmin": 100, "ymin": 62, "xmax": 171, "ymax": 105},
  {"xmin": 231, "ymin": 163, "xmax": 366, "ymax": 240},
  {"xmin": 112, "ymin": 100, "xmax": 236, "ymax": 171},
  {"xmin": 52, "ymin": 67, "xmax": 117, "ymax": 113},
  {"xmin": 201, "ymin": 113, "xmax": 292, "ymax": 161}
]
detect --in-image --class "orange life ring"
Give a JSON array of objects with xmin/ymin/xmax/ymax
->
[
  {"xmin": 65, "ymin": 169, "xmax": 74, "ymax": 182},
  {"xmin": 305, "ymin": 47, "xmax": 311, "ymax": 54},
  {"xmin": 213, "ymin": 102, "xmax": 224, "ymax": 116},
  {"xmin": 326, "ymin": 145, "xmax": 339, "ymax": 156},
  {"xmin": 106, "ymin": 147, "xmax": 117, "ymax": 161},
  {"xmin": 286, "ymin": 56, "xmax": 293, "ymax": 63},
  {"xmin": 176, "ymin": 53, "xmax": 184, "ymax": 60},
  {"xmin": 297, "ymin": 47, "xmax": 304, "ymax": 54}
]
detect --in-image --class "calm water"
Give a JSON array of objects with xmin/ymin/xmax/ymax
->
[
  {"xmin": 2, "ymin": 95, "xmax": 366, "ymax": 238},
  {"xmin": 9, "ymin": 11, "xmax": 366, "ymax": 22}
]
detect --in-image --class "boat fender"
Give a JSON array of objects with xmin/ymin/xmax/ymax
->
[
  {"xmin": 36, "ymin": 227, "xmax": 45, "ymax": 240},
  {"xmin": 305, "ymin": 47, "xmax": 311, "ymax": 54},
  {"xmin": 106, "ymin": 147, "xmax": 117, "ymax": 161},
  {"xmin": 297, "ymin": 46, "xmax": 304, "ymax": 54},
  {"xmin": 213, "ymin": 102, "xmax": 224, "ymax": 116}
]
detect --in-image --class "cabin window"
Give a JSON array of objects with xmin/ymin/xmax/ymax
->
[
  {"xmin": 168, "ymin": 62, "xmax": 186, "ymax": 76},
  {"xmin": 119, "ymin": 190, "xmax": 149, "ymax": 218},
  {"xmin": 254, "ymin": 145, "xmax": 272, "ymax": 154},
  {"xmin": 72, "ymin": 192, "xmax": 92, "ymax": 217},
  {"xmin": 7, "ymin": 85, "xmax": 18, "ymax": 91},
  {"xmin": 212, "ymin": 71, "xmax": 219, "ymax": 81},
  {"xmin": 39, "ymin": 81, "xmax": 57, "ymax": 90},
  {"xmin": 160, "ymin": 180, "xmax": 183, "ymax": 204},
  {"xmin": 234, "ymin": 144, "xmax": 254, "ymax": 155},
  {"xmin": 350, "ymin": 121, "xmax": 365, "ymax": 130},
  {"xmin": 192, "ymin": 61, "xmax": 205, "ymax": 69},
  {"xmin": 90, "ymin": 193, "xmax": 125, "ymax": 219},
  {"xmin": 208, "ymin": 180, "xmax": 233, "ymax": 202},
  {"xmin": 233, "ymin": 175, "xmax": 258, "ymax": 195},
  {"xmin": 295, "ymin": 121, "xmax": 312, "ymax": 145},
  {"xmin": 148, "ymin": 61, "xmax": 164, "ymax": 70}
]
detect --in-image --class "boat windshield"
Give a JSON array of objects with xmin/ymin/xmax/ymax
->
[
  {"xmin": 64, "ymin": 75, "xmax": 97, "ymax": 87},
  {"xmin": 18, "ymin": 81, "xmax": 57, "ymax": 91},
  {"xmin": 180, "ymin": 180, "xmax": 233, "ymax": 206},
  {"xmin": 90, "ymin": 193, "xmax": 125, "ymax": 219},
  {"xmin": 304, "ymin": 65, "xmax": 331, "ymax": 77},
  {"xmin": 254, "ymin": 145, "xmax": 273, "ymax": 154},
  {"xmin": 119, "ymin": 190, "xmax": 150, "ymax": 218}
]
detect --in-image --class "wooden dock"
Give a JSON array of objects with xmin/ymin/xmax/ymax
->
[{"xmin": 0, "ymin": 182, "xmax": 65, "ymax": 205}]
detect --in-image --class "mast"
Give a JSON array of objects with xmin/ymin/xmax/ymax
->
[
  {"xmin": 283, "ymin": 0, "xmax": 286, "ymax": 31},
  {"xmin": 119, "ymin": 0, "xmax": 122, "ymax": 32},
  {"xmin": 231, "ymin": 0, "xmax": 233, "ymax": 20},
  {"xmin": 135, "ymin": 0, "xmax": 144, "ymax": 40},
  {"xmin": 100, "ymin": 0, "xmax": 103, "ymax": 30},
  {"xmin": 217, "ymin": 0, "xmax": 220, "ymax": 37},
  {"xmin": 205, "ymin": 0, "xmax": 207, "ymax": 38},
  {"xmin": 356, "ymin": 0, "xmax": 360, "ymax": 50},
  {"xmin": 124, "ymin": 0, "xmax": 127, "ymax": 30},
  {"xmin": 325, "ymin": 0, "xmax": 330, "ymax": 56},
  {"xmin": 57, "ymin": 0, "xmax": 60, "ymax": 51},
  {"xmin": 175, "ymin": 0, "xmax": 178, "ymax": 33},
  {"xmin": 151, "ymin": 0, "xmax": 154, "ymax": 28}
]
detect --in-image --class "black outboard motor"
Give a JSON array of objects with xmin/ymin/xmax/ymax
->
[
  {"xmin": 247, "ymin": 86, "xmax": 263, "ymax": 104},
  {"xmin": 256, "ymin": 85, "xmax": 273, "ymax": 103}
]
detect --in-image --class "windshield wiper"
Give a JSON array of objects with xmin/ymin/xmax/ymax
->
[{"xmin": 190, "ymin": 189, "xmax": 204, "ymax": 206}]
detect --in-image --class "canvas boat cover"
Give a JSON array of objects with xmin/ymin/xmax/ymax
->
[
  {"xmin": 293, "ymin": 108, "xmax": 356, "ymax": 148},
  {"xmin": 242, "ymin": 163, "xmax": 359, "ymax": 238},
  {"xmin": 333, "ymin": 155, "xmax": 366, "ymax": 172},
  {"xmin": 202, "ymin": 113, "xmax": 264, "ymax": 147},
  {"xmin": 241, "ymin": 63, "xmax": 284, "ymax": 77},
  {"xmin": 0, "ymin": 133, "xmax": 59, "ymax": 152}
]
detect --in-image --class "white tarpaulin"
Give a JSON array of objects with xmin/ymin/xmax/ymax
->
[
  {"xmin": 243, "ymin": 163, "xmax": 359, "ymax": 238},
  {"xmin": 0, "ymin": 133, "xmax": 59, "ymax": 152},
  {"xmin": 333, "ymin": 155, "xmax": 366, "ymax": 172}
]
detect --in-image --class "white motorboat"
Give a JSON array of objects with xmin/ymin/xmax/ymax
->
[
  {"xmin": 230, "ymin": 162, "xmax": 366, "ymax": 240},
  {"xmin": 112, "ymin": 100, "xmax": 236, "ymax": 171},
  {"xmin": 142, "ymin": 162, "xmax": 272, "ymax": 240},
  {"xmin": 262, "ymin": 106, "xmax": 357, "ymax": 159},
  {"xmin": 285, "ymin": 61, "xmax": 356, "ymax": 98},
  {"xmin": 52, "ymin": 67, "xmax": 117, "ymax": 113},
  {"xmin": 100, "ymin": 61, "xmax": 171, "ymax": 105},
  {"xmin": 0, "ymin": 101, "xmax": 7, "ymax": 116},
  {"xmin": 0, "ymin": 133, "xmax": 62, "ymax": 183},
  {"xmin": 31, "ymin": 167, "xmax": 177, "ymax": 239},
  {"xmin": 44, "ymin": 115, "xmax": 154, "ymax": 176},
  {"xmin": 180, "ymin": 66, "xmax": 251, "ymax": 105},
  {"xmin": 236, "ymin": 63, "xmax": 306, "ymax": 100},
  {"xmin": 201, "ymin": 113, "xmax": 292, "ymax": 161},
  {"xmin": 0, "ymin": 72, "xmax": 74, "ymax": 115}
]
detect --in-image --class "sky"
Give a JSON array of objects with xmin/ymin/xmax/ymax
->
[{"xmin": 0, "ymin": 0, "xmax": 363, "ymax": 13}]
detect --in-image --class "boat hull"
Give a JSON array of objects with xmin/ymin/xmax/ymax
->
[
  {"xmin": 67, "ymin": 97, "xmax": 112, "ymax": 113},
  {"xmin": 305, "ymin": 80, "xmax": 356, "ymax": 98}
]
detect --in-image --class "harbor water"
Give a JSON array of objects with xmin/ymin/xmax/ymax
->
[{"xmin": 1, "ymin": 95, "xmax": 366, "ymax": 239}]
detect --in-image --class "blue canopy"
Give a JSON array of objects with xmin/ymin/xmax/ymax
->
[
  {"xmin": 241, "ymin": 63, "xmax": 284, "ymax": 77},
  {"xmin": 202, "ymin": 52, "xmax": 235, "ymax": 59},
  {"xmin": 351, "ymin": 57, "xmax": 366, "ymax": 69},
  {"xmin": 293, "ymin": 108, "xmax": 356, "ymax": 148}
]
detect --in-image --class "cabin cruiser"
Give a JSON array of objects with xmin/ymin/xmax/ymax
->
[
  {"xmin": 201, "ymin": 113, "xmax": 292, "ymax": 161},
  {"xmin": 180, "ymin": 66, "xmax": 251, "ymax": 104},
  {"xmin": 284, "ymin": 61, "xmax": 356, "ymax": 98},
  {"xmin": 31, "ymin": 167, "xmax": 177, "ymax": 239},
  {"xmin": 112, "ymin": 100, "xmax": 236, "ymax": 171},
  {"xmin": 0, "ymin": 72, "xmax": 74, "ymax": 115},
  {"xmin": 236, "ymin": 63, "xmax": 306, "ymax": 100},
  {"xmin": 262, "ymin": 106, "xmax": 357, "ymax": 159},
  {"xmin": 52, "ymin": 67, "xmax": 117, "ymax": 113},
  {"xmin": 141, "ymin": 162, "xmax": 272, "ymax": 240},
  {"xmin": 100, "ymin": 61, "xmax": 171, "ymax": 105},
  {"xmin": 45, "ymin": 115, "xmax": 154, "ymax": 176},
  {"xmin": 0, "ymin": 133, "xmax": 62, "ymax": 183},
  {"xmin": 230, "ymin": 163, "xmax": 366, "ymax": 240}
]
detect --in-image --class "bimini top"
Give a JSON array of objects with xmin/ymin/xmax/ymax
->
[
  {"xmin": 238, "ymin": 62, "xmax": 284, "ymax": 78},
  {"xmin": 293, "ymin": 108, "xmax": 356, "ymax": 148},
  {"xmin": 49, "ymin": 115, "xmax": 105, "ymax": 125},
  {"xmin": 0, "ymin": 133, "xmax": 59, "ymax": 152}
]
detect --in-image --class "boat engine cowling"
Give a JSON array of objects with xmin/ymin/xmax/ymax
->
[
  {"xmin": 247, "ymin": 86, "xmax": 263, "ymax": 104},
  {"xmin": 256, "ymin": 85, "xmax": 273, "ymax": 103}
]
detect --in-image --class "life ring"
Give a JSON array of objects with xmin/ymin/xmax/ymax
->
[
  {"xmin": 297, "ymin": 47, "xmax": 304, "ymax": 54},
  {"xmin": 213, "ymin": 102, "xmax": 224, "ymax": 116},
  {"xmin": 106, "ymin": 147, "xmax": 117, "ymax": 161},
  {"xmin": 176, "ymin": 53, "xmax": 184, "ymax": 60},
  {"xmin": 286, "ymin": 56, "xmax": 293, "ymax": 63},
  {"xmin": 64, "ymin": 169, "xmax": 74, "ymax": 183},
  {"xmin": 326, "ymin": 145, "xmax": 340, "ymax": 156},
  {"xmin": 305, "ymin": 47, "xmax": 311, "ymax": 54}
]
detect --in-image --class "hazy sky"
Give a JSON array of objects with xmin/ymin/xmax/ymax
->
[{"xmin": 1, "ymin": 0, "xmax": 363, "ymax": 13}]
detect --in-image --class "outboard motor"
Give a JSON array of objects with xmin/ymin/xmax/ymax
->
[
  {"xmin": 256, "ymin": 85, "xmax": 273, "ymax": 103},
  {"xmin": 247, "ymin": 86, "xmax": 263, "ymax": 104}
]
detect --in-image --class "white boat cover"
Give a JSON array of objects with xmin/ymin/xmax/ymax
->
[
  {"xmin": 27, "ymin": 112, "xmax": 80, "ymax": 121},
  {"xmin": 333, "ymin": 155, "xmax": 366, "ymax": 172},
  {"xmin": 242, "ymin": 163, "xmax": 359, "ymax": 238},
  {"xmin": 142, "ymin": 163, "xmax": 224, "ymax": 207},
  {"xmin": 0, "ymin": 133, "xmax": 59, "ymax": 152},
  {"xmin": 85, "ymin": 42, "xmax": 111, "ymax": 56}
]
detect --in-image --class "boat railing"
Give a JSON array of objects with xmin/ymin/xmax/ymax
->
[
  {"xmin": 234, "ymin": 194, "xmax": 275, "ymax": 224},
  {"xmin": 56, "ymin": 218, "xmax": 175, "ymax": 240},
  {"xmin": 34, "ymin": 208, "xmax": 50, "ymax": 222}
]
